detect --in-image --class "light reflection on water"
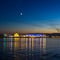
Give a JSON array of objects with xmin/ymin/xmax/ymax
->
[{"xmin": 0, "ymin": 38, "xmax": 60, "ymax": 60}]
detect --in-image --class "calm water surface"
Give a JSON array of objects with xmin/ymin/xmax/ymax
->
[{"xmin": 0, "ymin": 38, "xmax": 60, "ymax": 60}]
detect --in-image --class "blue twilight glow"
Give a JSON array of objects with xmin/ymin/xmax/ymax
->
[{"xmin": 0, "ymin": 0, "xmax": 60, "ymax": 33}]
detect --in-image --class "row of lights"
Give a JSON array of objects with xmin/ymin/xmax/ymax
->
[{"xmin": 4, "ymin": 33, "xmax": 45, "ymax": 37}]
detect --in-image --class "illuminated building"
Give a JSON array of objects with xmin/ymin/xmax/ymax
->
[
  {"xmin": 9, "ymin": 35, "xmax": 13, "ymax": 38},
  {"xmin": 4, "ymin": 34, "xmax": 7, "ymax": 37},
  {"xmin": 27, "ymin": 34, "xmax": 45, "ymax": 37},
  {"xmin": 14, "ymin": 33, "xmax": 20, "ymax": 41},
  {"xmin": 14, "ymin": 33, "xmax": 20, "ymax": 37}
]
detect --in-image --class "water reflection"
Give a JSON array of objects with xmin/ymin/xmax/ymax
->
[
  {"xmin": 13, "ymin": 37, "xmax": 47, "ymax": 60},
  {"xmin": 2, "ymin": 38, "xmax": 7, "ymax": 60},
  {"xmin": 0, "ymin": 37, "xmax": 49, "ymax": 60}
]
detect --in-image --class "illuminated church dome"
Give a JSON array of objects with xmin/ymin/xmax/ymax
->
[{"xmin": 14, "ymin": 33, "xmax": 19, "ymax": 37}]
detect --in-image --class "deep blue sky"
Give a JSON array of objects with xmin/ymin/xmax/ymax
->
[{"xmin": 0, "ymin": 0, "xmax": 60, "ymax": 33}]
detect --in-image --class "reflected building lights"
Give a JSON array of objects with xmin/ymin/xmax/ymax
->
[
  {"xmin": 10, "ymin": 38, "xmax": 13, "ymax": 50},
  {"xmin": 14, "ymin": 38, "xmax": 20, "ymax": 51},
  {"xmin": 43, "ymin": 38, "xmax": 46, "ymax": 54},
  {"xmin": 31, "ymin": 38, "xmax": 34, "ymax": 51},
  {"xmin": 3, "ymin": 38, "xmax": 7, "ymax": 51},
  {"xmin": 40, "ymin": 38, "xmax": 46, "ymax": 56}
]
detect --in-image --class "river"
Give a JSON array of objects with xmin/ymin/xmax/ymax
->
[{"xmin": 0, "ymin": 38, "xmax": 60, "ymax": 60}]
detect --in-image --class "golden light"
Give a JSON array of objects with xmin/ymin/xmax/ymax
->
[
  {"xmin": 14, "ymin": 33, "xmax": 19, "ymax": 37},
  {"xmin": 14, "ymin": 33, "xmax": 20, "ymax": 41}
]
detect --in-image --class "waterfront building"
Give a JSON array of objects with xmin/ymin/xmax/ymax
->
[{"xmin": 14, "ymin": 33, "xmax": 20, "ymax": 37}]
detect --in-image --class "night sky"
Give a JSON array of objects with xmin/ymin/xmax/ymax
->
[{"xmin": 0, "ymin": 0, "xmax": 60, "ymax": 33}]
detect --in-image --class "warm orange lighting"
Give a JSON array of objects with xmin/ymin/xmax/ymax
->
[{"xmin": 14, "ymin": 33, "xmax": 19, "ymax": 37}]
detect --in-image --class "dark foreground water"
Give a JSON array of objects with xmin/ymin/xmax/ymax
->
[{"xmin": 0, "ymin": 38, "xmax": 60, "ymax": 60}]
